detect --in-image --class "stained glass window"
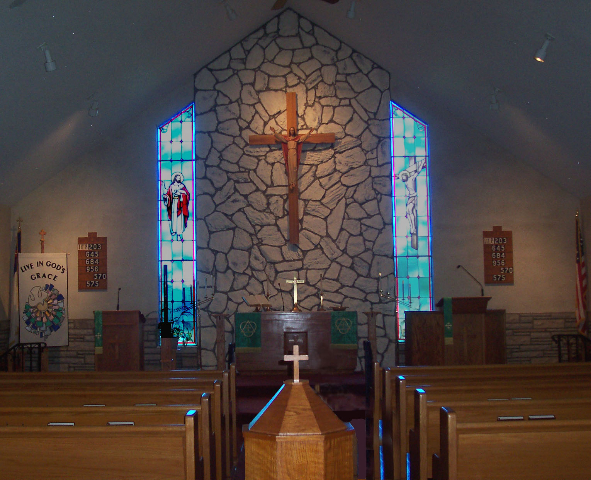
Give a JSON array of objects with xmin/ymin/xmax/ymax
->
[
  {"xmin": 391, "ymin": 101, "xmax": 433, "ymax": 340},
  {"xmin": 158, "ymin": 104, "xmax": 196, "ymax": 344}
]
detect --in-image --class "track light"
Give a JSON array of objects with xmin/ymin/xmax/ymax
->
[
  {"xmin": 347, "ymin": 0, "xmax": 356, "ymax": 19},
  {"xmin": 221, "ymin": 0, "xmax": 237, "ymax": 20},
  {"xmin": 88, "ymin": 100, "xmax": 99, "ymax": 117},
  {"xmin": 534, "ymin": 33, "xmax": 554, "ymax": 63},
  {"xmin": 38, "ymin": 43, "xmax": 56, "ymax": 72},
  {"xmin": 490, "ymin": 87, "xmax": 500, "ymax": 111}
]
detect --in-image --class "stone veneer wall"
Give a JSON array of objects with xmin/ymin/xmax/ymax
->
[
  {"xmin": 505, "ymin": 312, "xmax": 579, "ymax": 364},
  {"xmin": 193, "ymin": 9, "xmax": 396, "ymax": 369}
]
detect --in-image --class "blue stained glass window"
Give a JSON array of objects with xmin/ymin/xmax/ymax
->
[
  {"xmin": 391, "ymin": 102, "xmax": 433, "ymax": 340},
  {"xmin": 158, "ymin": 104, "xmax": 196, "ymax": 345}
]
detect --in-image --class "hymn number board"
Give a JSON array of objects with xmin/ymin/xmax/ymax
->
[
  {"xmin": 483, "ymin": 226, "xmax": 514, "ymax": 285},
  {"xmin": 78, "ymin": 232, "xmax": 107, "ymax": 290}
]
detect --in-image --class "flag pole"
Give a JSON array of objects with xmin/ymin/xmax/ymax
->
[
  {"xmin": 575, "ymin": 211, "xmax": 588, "ymax": 337},
  {"xmin": 8, "ymin": 218, "xmax": 23, "ymax": 349}
]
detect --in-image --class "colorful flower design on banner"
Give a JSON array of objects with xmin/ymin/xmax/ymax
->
[{"xmin": 23, "ymin": 284, "xmax": 65, "ymax": 339}]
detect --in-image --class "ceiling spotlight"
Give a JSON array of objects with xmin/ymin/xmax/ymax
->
[
  {"xmin": 347, "ymin": 0, "xmax": 356, "ymax": 19},
  {"xmin": 490, "ymin": 87, "xmax": 500, "ymax": 111},
  {"xmin": 88, "ymin": 100, "xmax": 99, "ymax": 117},
  {"xmin": 534, "ymin": 33, "xmax": 554, "ymax": 63},
  {"xmin": 221, "ymin": 0, "xmax": 237, "ymax": 21},
  {"xmin": 38, "ymin": 42, "xmax": 56, "ymax": 72}
]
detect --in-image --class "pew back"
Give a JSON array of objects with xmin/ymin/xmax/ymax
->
[
  {"xmin": 434, "ymin": 407, "xmax": 591, "ymax": 480},
  {"xmin": 411, "ymin": 390, "xmax": 591, "ymax": 480},
  {"xmin": 0, "ymin": 407, "xmax": 207, "ymax": 480}
]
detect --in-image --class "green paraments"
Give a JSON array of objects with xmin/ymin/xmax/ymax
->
[
  {"xmin": 331, "ymin": 311, "xmax": 358, "ymax": 349},
  {"xmin": 443, "ymin": 297, "xmax": 453, "ymax": 345},
  {"xmin": 235, "ymin": 312, "xmax": 261, "ymax": 352},
  {"xmin": 94, "ymin": 310, "xmax": 103, "ymax": 354}
]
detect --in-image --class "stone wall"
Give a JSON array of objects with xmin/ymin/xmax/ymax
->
[
  {"xmin": 194, "ymin": 9, "xmax": 397, "ymax": 369},
  {"xmin": 506, "ymin": 312, "xmax": 578, "ymax": 364}
]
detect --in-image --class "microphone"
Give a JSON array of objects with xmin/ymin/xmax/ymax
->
[
  {"xmin": 456, "ymin": 265, "xmax": 484, "ymax": 296},
  {"xmin": 116, "ymin": 287, "xmax": 122, "ymax": 311}
]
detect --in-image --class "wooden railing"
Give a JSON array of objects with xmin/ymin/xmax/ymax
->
[
  {"xmin": 0, "ymin": 342, "xmax": 48, "ymax": 372},
  {"xmin": 551, "ymin": 334, "xmax": 591, "ymax": 363}
]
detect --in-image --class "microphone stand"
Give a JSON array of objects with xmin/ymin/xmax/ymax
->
[{"xmin": 456, "ymin": 265, "xmax": 484, "ymax": 296}]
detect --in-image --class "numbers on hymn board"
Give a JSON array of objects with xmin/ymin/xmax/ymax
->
[
  {"xmin": 78, "ymin": 233, "xmax": 107, "ymax": 290},
  {"xmin": 483, "ymin": 227, "xmax": 514, "ymax": 285}
]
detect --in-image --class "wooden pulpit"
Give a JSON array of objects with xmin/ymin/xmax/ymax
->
[
  {"xmin": 95, "ymin": 310, "xmax": 145, "ymax": 371},
  {"xmin": 405, "ymin": 297, "xmax": 506, "ymax": 366}
]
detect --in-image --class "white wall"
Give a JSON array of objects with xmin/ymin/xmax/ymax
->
[
  {"xmin": 11, "ymin": 79, "xmax": 195, "ymax": 321},
  {"xmin": 393, "ymin": 84, "xmax": 579, "ymax": 313}
]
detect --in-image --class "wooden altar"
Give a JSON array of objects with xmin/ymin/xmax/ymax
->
[
  {"xmin": 235, "ymin": 311, "xmax": 358, "ymax": 374},
  {"xmin": 405, "ymin": 297, "xmax": 506, "ymax": 366},
  {"xmin": 95, "ymin": 310, "xmax": 145, "ymax": 371}
]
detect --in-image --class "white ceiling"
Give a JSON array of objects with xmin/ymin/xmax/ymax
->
[{"xmin": 2, "ymin": 0, "xmax": 591, "ymax": 206}]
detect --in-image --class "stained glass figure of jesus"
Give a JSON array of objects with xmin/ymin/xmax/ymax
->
[{"xmin": 163, "ymin": 172, "xmax": 190, "ymax": 240}]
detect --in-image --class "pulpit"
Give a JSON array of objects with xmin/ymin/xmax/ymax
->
[
  {"xmin": 95, "ymin": 310, "xmax": 145, "ymax": 371},
  {"xmin": 405, "ymin": 297, "xmax": 506, "ymax": 366}
]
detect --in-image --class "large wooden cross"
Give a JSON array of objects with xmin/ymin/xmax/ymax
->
[{"xmin": 249, "ymin": 92, "xmax": 335, "ymax": 244}]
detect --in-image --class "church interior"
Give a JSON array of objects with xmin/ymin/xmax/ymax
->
[{"xmin": 1, "ymin": 1, "xmax": 591, "ymax": 479}]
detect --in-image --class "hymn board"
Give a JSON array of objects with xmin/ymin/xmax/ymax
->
[
  {"xmin": 483, "ymin": 226, "xmax": 513, "ymax": 285},
  {"xmin": 78, "ymin": 232, "xmax": 107, "ymax": 290}
]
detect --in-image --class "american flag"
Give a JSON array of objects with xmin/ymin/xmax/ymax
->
[{"xmin": 575, "ymin": 213, "xmax": 587, "ymax": 335}]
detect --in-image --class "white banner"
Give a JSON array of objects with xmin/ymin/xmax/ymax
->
[{"xmin": 18, "ymin": 253, "xmax": 68, "ymax": 347}]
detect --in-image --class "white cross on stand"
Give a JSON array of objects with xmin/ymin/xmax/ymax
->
[
  {"xmin": 283, "ymin": 344, "xmax": 308, "ymax": 383},
  {"xmin": 286, "ymin": 275, "xmax": 304, "ymax": 312}
]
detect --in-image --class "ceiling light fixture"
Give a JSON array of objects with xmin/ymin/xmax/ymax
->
[
  {"xmin": 534, "ymin": 33, "xmax": 554, "ymax": 63},
  {"xmin": 221, "ymin": 0, "xmax": 237, "ymax": 21},
  {"xmin": 38, "ymin": 42, "xmax": 56, "ymax": 72},
  {"xmin": 88, "ymin": 100, "xmax": 99, "ymax": 117},
  {"xmin": 347, "ymin": 0, "xmax": 356, "ymax": 19},
  {"xmin": 490, "ymin": 87, "xmax": 500, "ymax": 111}
]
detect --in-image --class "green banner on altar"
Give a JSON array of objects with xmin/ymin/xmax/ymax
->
[
  {"xmin": 331, "ymin": 311, "xmax": 357, "ymax": 349},
  {"xmin": 235, "ymin": 312, "xmax": 261, "ymax": 352},
  {"xmin": 443, "ymin": 297, "xmax": 453, "ymax": 345}
]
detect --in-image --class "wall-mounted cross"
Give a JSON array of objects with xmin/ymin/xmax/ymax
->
[
  {"xmin": 283, "ymin": 344, "xmax": 308, "ymax": 383},
  {"xmin": 39, "ymin": 229, "xmax": 46, "ymax": 253},
  {"xmin": 248, "ymin": 92, "xmax": 335, "ymax": 244}
]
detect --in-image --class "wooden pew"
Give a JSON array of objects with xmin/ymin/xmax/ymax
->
[
  {"xmin": 0, "ymin": 394, "xmax": 213, "ymax": 480},
  {"xmin": 383, "ymin": 370, "xmax": 591, "ymax": 480},
  {"xmin": 0, "ymin": 381, "xmax": 227, "ymax": 480},
  {"xmin": 433, "ymin": 406, "xmax": 591, "ymax": 480},
  {"xmin": 410, "ymin": 389, "xmax": 591, "ymax": 480},
  {"xmin": 0, "ymin": 364, "xmax": 238, "ymax": 475}
]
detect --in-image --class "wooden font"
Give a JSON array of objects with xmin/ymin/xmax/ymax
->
[
  {"xmin": 483, "ymin": 226, "xmax": 514, "ymax": 285},
  {"xmin": 78, "ymin": 232, "xmax": 107, "ymax": 290}
]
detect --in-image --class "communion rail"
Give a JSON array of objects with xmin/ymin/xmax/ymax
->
[
  {"xmin": 552, "ymin": 334, "xmax": 591, "ymax": 363},
  {"xmin": 0, "ymin": 342, "xmax": 47, "ymax": 372}
]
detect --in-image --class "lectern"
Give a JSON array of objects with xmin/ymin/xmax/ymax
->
[
  {"xmin": 95, "ymin": 310, "xmax": 145, "ymax": 371},
  {"xmin": 405, "ymin": 297, "xmax": 505, "ymax": 366}
]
